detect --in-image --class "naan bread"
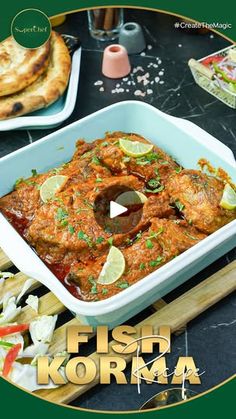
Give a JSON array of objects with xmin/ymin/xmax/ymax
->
[
  {"xmin": 0, "ymin": 32, "xmax": 71, "ymax": 120},
  {"xmin": 0, "ymin": 37, "xmax": 50, "ymax": 96}
]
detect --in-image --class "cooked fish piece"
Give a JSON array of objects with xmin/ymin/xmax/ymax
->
[
  {"xmin": 67, "ymin": 218, "xmax": 206, "ymax": 301},
  {"xmin": 0, "ymin": 144, "xmax": 112, "ymax": 223},
  {"xmin": 26, "ymin": 175, "xmax": 144, "ymax": 264},
  {"xmin": 96, "ymin": 131, "xmax": 180, "ymax": 185},
  {"xmin": 166, "ymin": 169, "xmax": 236, "ymax": 234}
]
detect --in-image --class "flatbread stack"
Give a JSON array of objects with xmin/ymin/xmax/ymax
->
[{"xmin": 0, "ymin": 31, "xmax": 71, "ymax": 120}]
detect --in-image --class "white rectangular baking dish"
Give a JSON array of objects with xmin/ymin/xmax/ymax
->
[{"xmin": 0, "ymin": 101, "xmax": 235, "ymax": 328}]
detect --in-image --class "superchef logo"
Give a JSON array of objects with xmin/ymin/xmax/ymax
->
[
  {"xmin": 37, "ymin": 325, "xmax": 204, "ymax": 387},
  {"xmin": 14, "ymin": 26, "xmax": 48, "ymax": 33}
]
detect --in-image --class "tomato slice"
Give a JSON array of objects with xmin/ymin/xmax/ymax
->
[
  {"xmin": 2, "ymin": 343, "xmax": 22, "ymax": 377},
  {"xmin": 0, "ymin": 324, "xmax": 29, "ymax": 337},
  {"xmin": 201, "ymin": 55, "xmax": 223, "ymax": 66}
]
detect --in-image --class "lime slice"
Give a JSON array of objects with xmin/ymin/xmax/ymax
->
[
  {"xmin": 97, "ymin": 246, "xmax": 126, "ymax": 285},
  {"xmin": 116, "ymin": 191, "xmax": 147, "ymax": 206},
  {"xmin": 119, "ymin": 138, "xmax": 153, "ymax": 157},
  {"xmin": 220, "ymin": 183, "xmax": 236, "ymax": 210},
  {"xmin": 40, "ymin": 175, "xmax": 68, "ymax": 203}
]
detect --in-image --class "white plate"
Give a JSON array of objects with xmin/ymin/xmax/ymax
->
[{"xmin": 0, "ymin": 47, "xmax": 81, "ymax": 131}]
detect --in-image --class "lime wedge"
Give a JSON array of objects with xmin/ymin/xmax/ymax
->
[
  {"xmin": 116, "ymin": 191, "xmax": 147, "ymax": 206},
  {"xmin": 40, "ymin": 175, "xmax": 68, "ymax": 203},
  {"xmin": 97, "ymin": 246, "xmax": 126, "ymax": 285},
  {"xmin": 119, "ymin": 138, "xmax": 153, "ymax": 157},
  {"xmin": 220, "ymin": 183, "xmax": 236, "ymax": 210}
]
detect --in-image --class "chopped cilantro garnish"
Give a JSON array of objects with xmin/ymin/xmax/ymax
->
[
  {"xmin": 92, "ymin": 155, "xmax": 101, "ymax": 165},
  {"xmin": 68, "ymin": 225, "xmax": 75, "ymax": 234},
  {"xmin": 116, "ymin": 280, "xmax": 129, "ymax": 289},
  {"xmin": 96, "ymin": 178, "xmax": 103, "ymax": 183},
  {"xmin": 146, "ymin": 152, "xmax": 160, "ymax": 162},
  {"xmin": 159, "ymin": 160, "xmax": 169, "ymax": 165},
  {"xmin": 145, "ymin": 185, "xmax": 165, "ymax": 194},
  {"xmin": 83, "ymin": 199, "xmax": 94, "ymax": 209},
  {"xmin": 184, "ymin": 232, "xmax": 198, "ymax": 240},
  {"xmin": 101, "ymin": 141, "xmax": 109, "ymax": 147},
  {"xmin": 107, "ymin": 237, "xmax": 113, "ymax": 246},
  {"xmin": 102, "ymin": 288, "xmax": 108, "ymax": 295},
  {"xmin": 149, "ymin": 256, "xmax": 163, "ymax": 267},
  {"xmin": 56, "ymin": 208, "xmax": 68, "ymax": 221},
  {"xmin": 96, "ymin": 236, "xmax": 105, "ymax": 244},
  {"xmin": 88, "ymin": 276, "xmax": 98, "ymax": 294},
  {"xmin": 51, "ymin": 167, "xmax": 63, "ymax": 174},
  {"xmin": 146, "ymin": 239, "xmax": 154, "ymax": 249},
  {"xmin": 136, "ymin": 231, "xmax": 143, "ymax": 240},
  {"xmin": 60, "ymin": 220, "xmax": 68, "ymax": 227},
  {"xmin": 88, "ymin": 275, "xmax": 95, "ymax": 284},
  {"xmin": 147, "ymin": 227, "xmax": 164, "ymax": 240},
  {"xmin": 175, "ymin": 200, "xmax": 185, "ymax": 212},
  {"xmin": 175, "ymin": 167, "xmax": 182, "ymax": 174},
  {"xmin": 139, "ymin": 263, "xmax": 146, "ymax": 271},
  {"xmin": 14, "ymin": 177, "xmax": 24, "ymax": 188},
  {"xmin": 135, "ymin": 152, "xmax": 160, "ymax": 166},
  {"xmin": 123, "ymin": 156, "xmax": 131, "ymax": 163},
  {"xmin": 31, "ymin": 169, "xmax": 38, "ymax": 177},
  {"xmin": 78, "ymin": 231, "xmax": 93, "ymax": 247},
  {"xmin": 147, "ymin": 178, "xmax": 161, "ymax": 189}
]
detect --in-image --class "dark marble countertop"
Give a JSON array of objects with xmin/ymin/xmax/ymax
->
[{"xmin": 0, "ymin": 9, "xmax": 235, "ymax": 412}]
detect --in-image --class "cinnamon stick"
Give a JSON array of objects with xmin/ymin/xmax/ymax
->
[
  {"xmin": 103, "ymin": 8, "xmax": 114, "ymax": 31},
  {"xmin": 93, "ymin": 9, "xmax": 105, "ymax": 29}
]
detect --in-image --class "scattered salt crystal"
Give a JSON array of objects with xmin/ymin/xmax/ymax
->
[
  {"xmin": 116, "ymin": 83, "xmax": 120, "ymax": 88},
  {"xmin": 143, "ymin": 79, "xmax": 150, "ymax": 86},
  {"xmin": 140, "ymin": 52, "xmax": 146, "ymax": 56},
  {"xmin": 134, "ymin": 90, "xmax": 146, "ymax": 97},
  {"xmin": 99, "ymin": 87, "xmax": 104, "ymax": 92},
  {"xmin": 177, "ymin": 93, "xmax": 180, "ymax": 96},
  {"xmin": 111, "ymin": 89, "xmax": 116, "ymax": 94},
  {"xmin": 147, "ymin": 89, "xmax": 153, "ymax": 95},
  {"xmin": 210, "ymin": 34, "xmax": 214, "ymax": 39},
  {"xmin": 147, "ymin": 45, "xmax": 153, "ymax": 50},
  {"xmin": 153, "ymin": 64, "xmax": 158, "ymax": 68},
  {"xmin": 178, "ymin": 44, "xmax": 182, "ymax": 48},
  {"xmin": 133, "ymin": 66, "xmax": 144, "ymax": 73},
  {"xmin": 158, "ymin": 59, "xmax": 162, "ymax": 64},
  {"xmin": 126, "ymin": 89, "xmax": 130, "ymax": 92},
  {"xmin": 159, "ymin": 71, "xmax": 164, "ymax": 76},
  {"xmin": 151, "ymin": 81, "xmax": 154, "ymax": 85},
  {"xmin": 159, "ymin": 80, "xmax": 164, "ymax": 84},
  {"xmin": 155, "ymin": 76, "xmax": 160, "ymax": 83},
  {"xmin": 127, "ymin": 81, "xmax": 132, "ymax": 85},
  {"xmin": 123, "ymin": 77, "xmax": 128, "ymax": 81},
  {"xmin": 94, "ymin": 80, "xmax": 103, "ymax": 86}
]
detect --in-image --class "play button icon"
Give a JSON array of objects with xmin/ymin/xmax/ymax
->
[
  {"xmin": 93, "ymin": 185, "xmax": 144, "ymax": 234},
  {"xmin": 110, "ymin": 201, "xmax": 128, "ymax": 218}
]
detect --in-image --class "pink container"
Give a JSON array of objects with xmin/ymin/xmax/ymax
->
[{"xmin": 102, "ymin": 44, "xmax": 131, "ymax": 78}]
